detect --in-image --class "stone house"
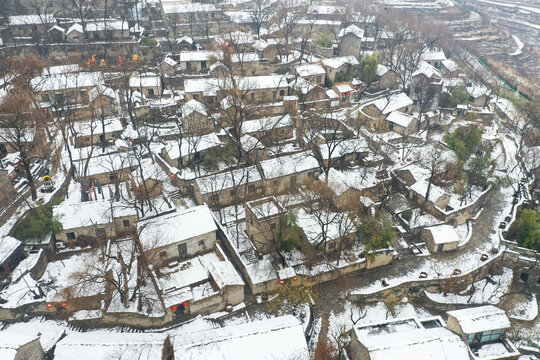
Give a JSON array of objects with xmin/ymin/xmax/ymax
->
[
  {"xmin": 156, "ymin": 133, "xmax": 222, "ymax": 169},
  {"xmin": 129, "ymin": 72, "xmax": 162, "ymax": 98},
  {"xmin": 159, "ymin": 57, "xmax": 179, "ymax": 77},
  {"xmin": 7, "ymin": 14, "xmax": 56, "ymax": 38},
  {"xmin": 73, "ymin": 117, "xmax": 124, "ymax": 148},
  {"xmin": 375, "ymin": 64, "xmax": 400, "ymax": 90},
  {"xmin": 0, "ymin": 333, "xmax": 45, "ymax": 360},
  {"xmin": 53, "ymin": 198, "xmax": 138, "ymax": 244},
  {"xmin": 178, "ymin": 51, "xmax": 220, "ymax": 72},
  {"xmin": 251, "ymin": 40, "xmax": 279, "ymax": 63},
  {"xmin": 53, "ymin": 332, "xmax": 173, "ymax": 360},
  {"xmin": 176, "ymin": 35, "xmax": 194, "ymax": 51},
  {"xmin": 193, "ymin": 166, "xmax": 264, "ymax": 208},
  {"xmin": 0, "ymin": 236, "xmax": 23, "ymax": 275},
  {"xmin": 258, "ymin": 152, "xmax": 320, "ymax": 195},
  {"xmin": 294, "ymin": 64, "xmax": 326, "ymax": 85},
  {"xmin": 333, "ymin": 83, "xmax": 355, "ymax": 104},
  {"xmin": 421, "ymin": 224, "xmax": 459, "ymax": 253},
  {"xmin": 81, "ymin": 153, "xmax": 139, "ymax": 185},
  {"xmin": 421, "ymin": 50, "xmax": 446, "ymax": 69},
  {"xmin": 290, "ymin": 78, "xmax": 329, "ymax": 109},
  {"xmin": 241, "ymin": 114, "xmax": 294, "ymax": 145},
  {"xmin": 320, "ymin": 56, "xmax": 359, "ymax": 84},
  {"xmin": 363, "ymin": 92, "xmax": 413, "ymax": 120},
  {"xmin": 410, "ymin": 61, "xmax": 443, "ymax": 109},
  {"xmin": 337, "ymin": 25, "xmax": 364, "ymax": 57},
  {"xmin": 385, "ymin": 111, "xmax": 420, "ymax": 135},
  {"xmin": 245, "ymin": 197, "xmax": 287, "ymax": 255},
  {"xmin": 48, "ymin": 25, "xmax": 65, "ymax": 42},
  {"xmin": 446, "ymin": 306, "xmax": 520, "ymax": 360},
  {"xmin": 138, "ymin": 205, "xmax": 217, "ymax": 262},
  {"xmin": 181, "ymin": 99, "xmax": 214, "ymax": 136}
]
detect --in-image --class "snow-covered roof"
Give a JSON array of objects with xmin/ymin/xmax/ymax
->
[
  {"xmin": 182, "ymin": 99, "xmax": 207, "ymax": 117},
  {"xmin": 295, "ymin": 63, "xmax": 326, "ymax": 77},
  {"xmin": 338, "ymin": 24, "xmax": 364, "ymax": 39},
  {"xmin": 179, "ymin": 50, "xmax": 221, "ymax": 62},
  {"xmin": 442, "ymin": 59, "xmax": 458, "ymax": 72},
  {"xmin": 354, "ymin": 326, "xmax": 468, "ymax": 360},
  {"xmin": 66, "ymin": 23, "xmax": 83, "ymax": 35},
  {"xmin": 173, "ymin": 315, "xmax": 309, "ymax": 360},
  {"xmin": 0, "ymin": 237, "xmax": 22, "ymax": 264},
  {"xmin": 421, "ymin": 50, "xmax": 446, "ymax": 62},
  {"xmin": 412, "ymin": 61, "xmax": 441, "ymax": 79},
  {"xmin": 48, "ymin": 25, "xmax": 65, "ymax": 33},
  {"xmin": 157, "ymin": 133, "xmax": 220, "ymax": 160},
  {"xmin": 162, "ymin": 3, "xmax": 217, "ymax": 13},
  {"xmin": 318, "ymin": 138, "xmax": 369, "ymax": 160},
  {"xmin": 386, "ymin": 111, "xmax": 415, "ymax": 128},
  {"xmin": 31, "ymin": 72, "xmax": 104, "ymax": 92},
  {"xmin": 216, "ymin": 30, "xmax": 254, "ymax": 45},
  {"xmin": 335, "ymin": 83, "xmax": 354, "ymax": 93},
  {"xmin": 208, "ymin": 261, "xmax": 244, "ymax": 288},
  {"xmin": 196, "ymin": 166, "xmax": 262, "ymax": 194},
  {"xmin": 9, "ymin": 14, "xmax": 55, "ymax": 25},
  {"xmin": 308, "ymin": 5, "xmax": 344, "ymax": 15},
  {"xmin": 129, "ymin": 72, "xmax": 161, "ymax": 88},
  {"xmin": 54, "ymin": 332, "xmax": 168, "ymax": 360},
  {"xmin": 231, "ymin": 53, "xmax": 259, "ymax": 63},
  {"xmin": 376, "ymin": 64, "xmax": 389, "ymax": 77},
  {"xmin": 53, "ymin": 199, "xmax": 136, "ymax": 230},
  {"xmin": 372, "ymin": 93, "xmax": 413, "ymax": 115},
  {"xmin": 161, "ymin": 57, "xmax": 177, "ymax": 67},
  {"xmin": 291, "ymin": 77, "xmax": 317, "ymax": 95},
  {"xmin": 447, "ymin": 305, "xmax": 511, "ymax": 334},
  {"xmin": 424, "ymin": 224, "xmax": 459, "ymax": 244},
  {"xmin": 0, "ymin": 332, "xmax": 40, "ymax": 360},
  {"xmin": 259, "ymin": 152, "xmax": 319, "ymax": 180},
  {"xmin": 73, "ymin": 116, "xmax": 123, "ymax": 136},
  {"xmin": 138, "ymin": 205, "xmax": 217, "ymax": 249},
  {"xmin": 185, "ymin": 75, "xmax": 289, "ymax": 95},
  {"xmin": 177, "ymin": 35, "xmax": 193, "ymax": 44},
  {"xmin": 466, "ymin": 83, "xmax": 489, "ymax": 99},
  {"xmin": 242, "ymin": 114, "xmax": 292, "ymax": 133}
]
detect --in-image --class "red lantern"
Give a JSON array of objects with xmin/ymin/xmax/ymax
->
[
  {"xmin": 43, "ymin": 108, "xmax": 48, "ymax": 112},
  {"xmin": 346, "ymin": 92, "xmax": 350, "ymax": 96},
  {"xmin": 292, "ymin": 276, "xmax": 297, "ymax": 282},
  {"xmin": 169, "ymin": 172, "xmax": 176, "ymax": 179},
  {"xmin": 182, "ymin": 301, "xmax": 189, "ymax": 307},
  {"xmin": 129, "ymin": 139, "xmax": 134, "ymax": 143},
  {"xmin": 61, "ymin": 302, "xmax": 68, "ymax": 308},
  {"xmin": 170, "ymin": 305, "xmax": 178, "ymax": 311},
  {"xmin": 358, "ymin": 85, "xmax": 364, "ymax": 88},
  {"xmin": 278, "ymin": 279, "xmax": 285, "ymax": 285},
  {"xmin": 46, "ymin": 303, "xmax": 55, "ymax": 309}
]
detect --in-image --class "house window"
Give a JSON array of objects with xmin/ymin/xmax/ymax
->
[
  {"xmin": 198, "ymin": 239, "xmax": 205, "ymax": 247},
  {"xmin": 279, "ymin": 90, "xmax": 285, "ymax": 97},
  {"xmin": 66, "ymin": 232, "xmax": 76, "ymax": 240},
  {"xmin": 437, "ymin": 244, "xmax": 444, "ymax": 252},
  {"xmin": 109, "ymin": 174, "xmax": 117, "ymax": 183},
  {"xmin": 520, "ymin": 272, "xmax": 529, "ymax": 283},
  {"xmin": 160, "ymin": 251, "xmax": 167, "ymax": 257},
  {"xmin": 186, "ymin": 62, "xmax": 191, "ymax": 70},
  {"xmin": 251, "ymin": 93, "xmax": 255, "ymax": 101},
  {"xmin": 230, "ymin": 189, "xmax": 237, "ymax": 198},
  {"xmin": 123, "ymin": 220, "xmax": 130, "ymax": 228},
  {"xmin": 248, "ymin": 185, "xmax": 256, "ymax": 193},
  {"xmin": 201, "ymin": 61, "xmax": 207, "ymax": 69},
  {"xmin": 270, "ymin": 223, "xmax": 277, "ymax": 230},
  {"xmin": 480, "ymin": 329, "xmax": 502, "ymax": 343},
  {"xmin": 148, "ymin": 88, "xmax": 155, "ymax": 96},
  {"xmin": 466, "ymin": 334, "xmax": 475, "ymax": 344},
  {"xmin": 193, "ymin": 94, "xmax": 199, "ymax": 100},
  {"xmin": 95, "ymin": 228, "xmax": 107, "ymax": 239},
  {"xmin": 328, "ymin": 242, "xmax": 336, "ymax": 250},
  {"xmin": 210, "ymin": 194, "xmax": 219, "ymax": 203}
]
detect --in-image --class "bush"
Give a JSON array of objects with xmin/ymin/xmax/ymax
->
[
  {"xmin": 280, "ymin": 225, "xmax": 304, "ymax": 252},
  {"xmin": 357, "ymin": 216, "xmax": 396, "ymax": 255},
  {"xmin": 440, "ymin": 86, "xmax": 470, "ymax": 108},
  {"xmin": 314, "ymin": 33, "xmax": 333, "ymax": 48},
  {"xmin": 401, "ymin": 209, "xmax": 412, "ymax": 222},
  {"xmin": 201, "ymin": 144, "xmax": 236, "ymax": 170},
  {"xmin": 443, "ymin": 125, "xmax": 483, "ymax": 161},
  {"xmin": 508, "ymin": 210, "xmax": 540, "ymax": 251},
  {"xmin": 9, "ymin": 201, "xmax": 62, "ymax": 241},
  {"xmin": 141, "ymin": 37, "xmax": 157, "ymax": 47}
]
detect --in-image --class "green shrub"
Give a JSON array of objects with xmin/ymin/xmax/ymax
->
[
  {"xmin": 280, "ymin": 225, "xmax": 304, "ymax": 252},
  {"xmin": 141, "ymin": 37, "xmax": 158, "ymax": 47},
  {"xmin": 314, "ymin": 33, "xmax": 333, "ymax": 48},
  {"xmin": 401, "ymin": 209, "xmax": 412, "ymax": 222},
  {"xmin": 509, "ymin": 210, "xmax": 540, "ymax": 251},
  {"xmin": 10, "ymin": 201, "xmax": 62, "ymax": 241},
  {"xmin": 443, "ymin": 125, "xmax": 483, "ymax": 161}
]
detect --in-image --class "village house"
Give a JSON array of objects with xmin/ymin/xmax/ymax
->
[
  {"xmin": 6, "ymin": 14, "xmax": 56, "ymax": 38},
  {"xmin": 53, "ymin": 332, "xmax": 173, "ymax": 360},
  {"xmin": 306, "ymin": 5, "xmax": 345, "ymax": 20},
  {"xmin": 72, "ymin": 117, "xmax": 124, "ymax": 148},
  {"xmin": 294, "ymin": 63, "xmax": 326, "ymax": 85},
  {"xmin": 410, "ymin": 61, "xmax": 443, "ymax": 108},
  {"xmin": 173, "ymin": 315, "xmax": 309, "ymax": 359},
  {"xmin": 245, "ymin": 197, "xmax": 287, "ymax": 255},
  {"xmin": 258, "ymin": 152, "xmax": 320, "ymax": 195},
  {"xmin": 251, "ymin": 40, "xmax": 279, "ymax": 63},
  {"xmin": 290, "ymin": 78, "xmax": 329, "ymax": 109},
  {"xmin": 129, "ymin": 72, "xmax": 162, "ymax": 98},
  {"xmin": 0, "ymin": 236, "xmax": 23, "ymax": 276},
  {"xmin": 176, "ymin": 35, "xmax": 194, "ymax": 51},
  {"xmin": 180, "ymin": 99, "xmax": 214, "ymax": 136},
  {"xmin": 159, "ymin": 57, "xmax": 179, "ymax": 77},
  {"xmin": 421, "ymin": 49, "xmax": 447, "ymax": 69},
  {"xmin": 53, "ymin": 187, "xmax": 138, "ymax": 244},
  {"xmin": 446, "ymin": 306, "xmax": 520, "ymax": 360},
  {"xmin": 337, "ymin": 25, "xmax": 364, "ymax": 57},
  {"xmin": 374, "ymin": 64, "xmax": 400, "ymax": 90},
  {"xmin": 241, "ymin": 114, "xmax": 294, "ymax": 145},
  {"xmin": 160, "ymin": 250, "xmax": 244, "ymax": 317},
  {"xmin": 421, "ymin": 224, "xmax": 460, "ymax": 253},
  {"xmin": 138, "ymin": 205, "xmax": 217, "ymax": 261},
  {"xmin": 0, "ymin": 332, "xmax": 46, "ymax": 360},
  {"xmin": 156, "ymin": 133, "xmax": 221, "ymax": 168},
  {"xmin": 333, "ymin": 82, "xmax": 355, "ymax": 104},
  {"xmin": 178, "ymin": 51, "xmax": 220, "ymax": 72},
  {"xmin": 350, "ymin": 316, "xmax": 469, "ymax": 360},
  {"xmin": 385, "ymin": 111, "xmax": 420, "ymax": 135},
  {"xmin": 320, "ymin": 56, "xmax": 359, "ymax": 84},
  {"xmin": 78, "ymin": 152, "xmax": 139, "ymax": 185},
  {"xmin": 363, "ymin": 92, "xmax": 414, "ymax": 121},
  {"xmin": 194, "ymin": 166, "xmax": 264, "ymax": 207}
]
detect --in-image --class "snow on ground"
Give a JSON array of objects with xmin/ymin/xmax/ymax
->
[
  {"xmin": 456, "ymin": 221, "xmax": 472, "ymax": 247},
  {"xmin": 510, "ymin": 35, "xmax": 525, "ymax": 56},
  {"xmin": 508, "ymin": 294, "xmax": 538, "ymax": 322},
  {"xmin": 425, "ymin": 267, "xmax": 513, "ymax": 305}
]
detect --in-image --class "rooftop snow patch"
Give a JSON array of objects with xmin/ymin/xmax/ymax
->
[
  {"xmin": 447, "ymin": 305, "xmax": 511, "ymax": 334},
  {"xmin": 138, "ymin": 205, "xmax": 217, "ymax": 249},
  {"xmin": 259, "ymin": 152, "xmax": 319, "ymax": 180},
  {"xmin": 0, "ymin": 236, "xmax": 21, "ymax": 264},
  {"xmin": 372, "ymin": 93, "xmax": 413, "ymax": 115},
  {"xmin": 424, "ymin": 224, "xmax": 459, "ymax": 244},
  {"xmin": 173, "ymin": 315, "xmax": 309, "ymax": 360}
]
